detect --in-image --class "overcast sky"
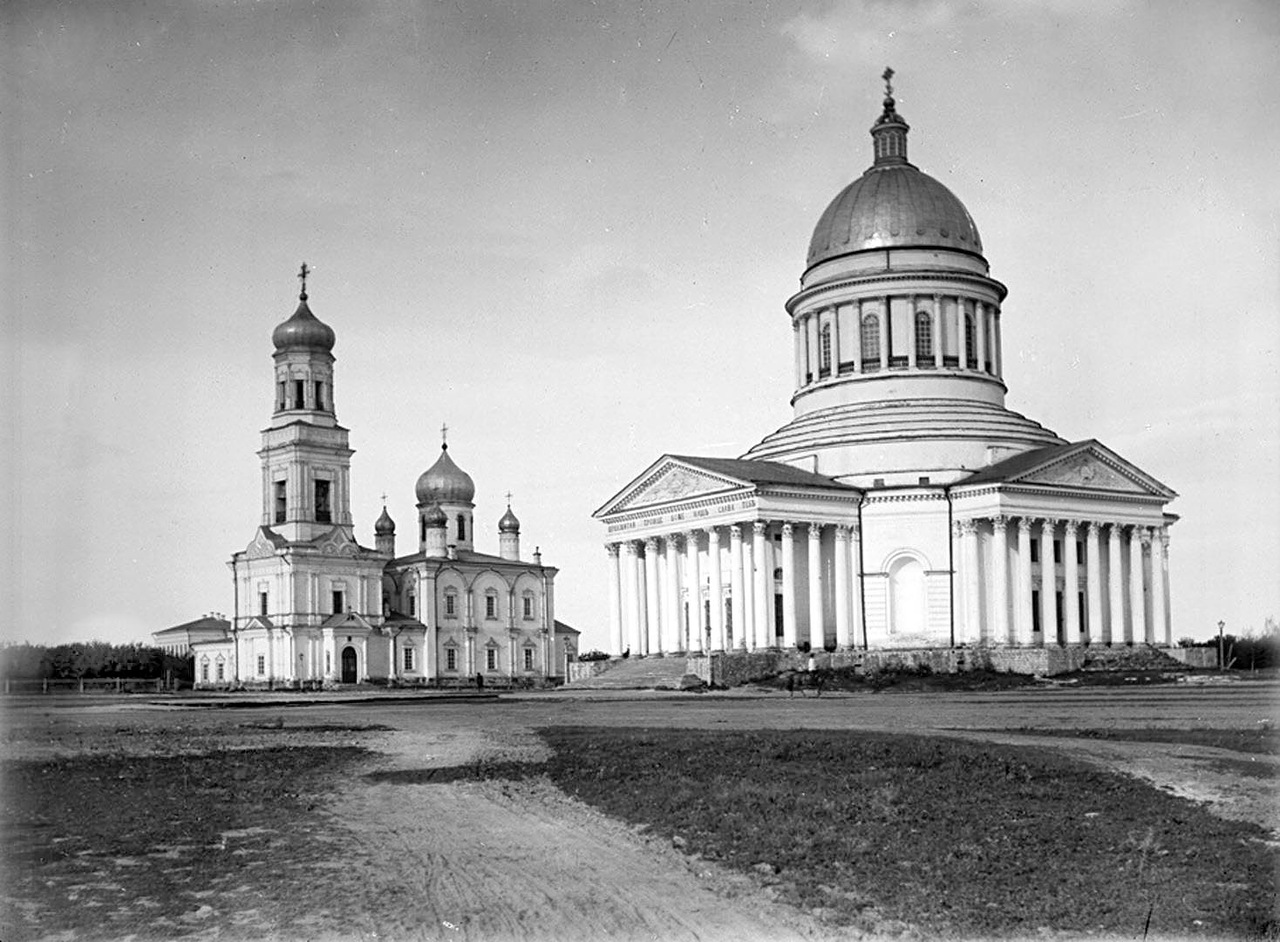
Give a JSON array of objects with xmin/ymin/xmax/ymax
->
[{"xmin": 4, "ymin": 0, "xmax": 1278, "ymax": 653}]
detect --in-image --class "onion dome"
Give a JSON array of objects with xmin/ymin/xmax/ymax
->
[
  {"xmin": 422, "ymin": 502, "xmax": 447, "ymax": 528},
  {"xmin": 498, "ymin": 503, "xmax": 520, "ymax": 533},
  {"xmin": 374, "ymin": 504, "xmax": 396, "ymax": 536},
  {"xmin": 806, "ymin": 68, "xmax": 982, "ymax": 270},
  {"xmin": 415, "ymin": 442, "xmax": 476, "ymax": 504},
  {"xmin": 272, "ymin": 265, "xmax": 336, "ymax": 353}
]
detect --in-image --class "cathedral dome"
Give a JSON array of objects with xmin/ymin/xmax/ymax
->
[
  {"xmin": 272, "ymin": 295, "xmax": 336, "ymax": 353},
  {"xmin": 415, "ymin": 444, "xmax": 475, "ymax": 505},
  {"xmin": 805, "ymin": 70, "xmax": 982, "ymax": 271},
  {"xmin": 374, "ymin": 505, "xmax": 395, "ymax": 536},
  {"xmin": 498, "ymin": 504, "xmax": 520, "ymax": 533}
]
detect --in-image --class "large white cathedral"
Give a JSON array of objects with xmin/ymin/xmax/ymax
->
[
  {"xmin": 171, "ymin": 271, "xmax": 575, "ymax": 688},
  {"xmin": 596, "ymin": 74, "xmax": 1178, "ymax": 673}
]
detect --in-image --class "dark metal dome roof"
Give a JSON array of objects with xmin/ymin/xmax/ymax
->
[
  {"xmin": 374, "ymin": 505, "xmax": 395, "ymax": 535},
  {"xmin": 415, "ymin": 445, "xmax": 475, "ymax": 505},
  {"xmin": 272, "ymin": 296, "xmax": 336, "ymax": 353}
]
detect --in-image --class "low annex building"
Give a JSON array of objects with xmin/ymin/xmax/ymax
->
[
  {"xmin": 595, "ymin": 72, "xmax": 1177, "ymax": 668},
  {"xmin": 164, "ymin": 269, "xmax": 576, "ymax": 688}
]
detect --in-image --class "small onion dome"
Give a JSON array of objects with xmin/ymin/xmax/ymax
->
[
  {"xmin": 498, "ymin": 504, "xmax": 520, "ymax": 533},
  {"xmin": 272, "ymin": 294, "xmax": 336, "ymax": 353},
  {"xmin": 423, "ymin": 502, "xmax": 448, "ymax": 528},
  {"xmin": 414, "ymin": 443, "xmax": 475, "ymax": 504},
  {"xmin": 374, "ymin": 505, "xmax": 396, "ymax": 536}
]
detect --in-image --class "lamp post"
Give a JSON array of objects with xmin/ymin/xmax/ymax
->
[{"xmin": 1218, "ymin": 620, "xmax": 1225, "ymax": 671}]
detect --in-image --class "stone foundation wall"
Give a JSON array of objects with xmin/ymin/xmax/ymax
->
[
  {"xmin": 1164, "ymin": 648, "xmax": 1218, "ymax": 669},
  {"xmin": 567, "ymin": 660, "xmax": 614, "ymax": 683}
]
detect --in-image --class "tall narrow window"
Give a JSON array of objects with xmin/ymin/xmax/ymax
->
[
  {"xmin": 274, "ymin": 481, "xmax": 287, "ymax": 524},
  {"xmin": 522, "ymin": 593, "xmax": 534, "ymax": 619},
  {"xmin": 403, "ymin": 647, "xmax": 414, "ymax": 671},
  {"xmin": 259, "ymin": 592, "xmax": 268, "ymax": 617},
  {"xmin": 256, "ymin": 654, "xmax": 266, "ymax": 676},
  {"xmin": 860, "ymin": 314, "xmax": 880, "ymax": 365},
  {"xmin": 294, "ymin": 379, "xmax": 305, "ymax": 409},
  {"xmin": 523, "ymin": 648, "xmax": 534, "ymax": 671},
  {"xmin": 915, "ymin": 311, "xmax": 933, "ymax": 361},
  {"xmin": 332, "ymin": 590, "xmax": 344, "ymax": 614},
  {"xmin": 277, "ymin": 382, "xmax": 287, "ymax": 411},
  {"xmin": 485, "ymin": 592, "xmax": 498, "ymax": 619},
  {"xmin": 314, "ymin": 381, "xmax": 325, "ymax": 410},
  {"xmin": 420, "ymin": 516, "xmax": 426, "ymax": 543},
  {"xmin": 457, "ymin": 515, "xmax": 466, "ymax": 541},
  {"xmin": 819, "ymin": 324, "xmax": 832, "ymax": 373},
  {"xmin": 1031, "ymin": 590, "xmax": 1042, "ymax": 633},
  {"xmin": 964, "ymin": 313, "xmax": 976, "ymax": 365},
  {"xmin": 315, "ymin": 480, "xmax": 332, "ymax": 524},
  {"xmin": 446, "ymin": 647, "xmax": 457, "ymax": 671},
  {"xmin": 486, "ymin": 648, "xmax": 497, "ymax": 671},
  {"xmin": 445, "ymin": 592, "xmax": 457, "ymax": 617},
  {"xmin": 408, "ymin": 593, "xmax": 416, "ymax": 617}
]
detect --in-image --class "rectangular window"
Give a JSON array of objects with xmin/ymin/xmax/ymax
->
[
  {"xmin": 277, "ymin": 382, "xmax": 286, "ymax": 411},
  {"xmin": 485, "ymin": 595, "xmax": 497, "ymax": 619},
  {"xmin": 215, "ymin": 662, "xmax": 224, "ymax": 681},
  {"xmin": 274, "ymin": 481, "xmax": 287, "ymax": 524},
  {"xmin": 457, "ymin": 515, "xmax": 466, "ymax": 541},
  {"xmin": 1030, "ymin": 541, "xmax": 1040, "ymax": 563},
  {"xmin": 445, "ymin": 594, "xmax": 456, "ymax": 617},
  {"xmin": 315, "ymin": 480, "xmax": 332, "ymax": 524},
  {"xmin": 408, "ymin": 595, "xmax": 416, "ymax": 617},
  {"xmin": 446, "ymin": 648, "xmax": 457, "ymax": 671},
  {"xmin": 326, "ymin": 652, "xmax": 331, "ymax": 674},
  {"xmin": 486, "ymin": 648, "xmax": 497, "ymax": 671},
  {"xmin": 314, "ymin": 380, "xmax": 324, "ymax": 410},
  {"xmin": 1053, "ymin": 539, "xmax": 1062, "ymax": 563},
  {"xmin": 403, "ymin": 648, "xmax": 414, "ymax": 671},
  {"xmin": 259, "ymin": 592, "xmax": 268, "ymax": 617},
  {"xmin": 523, "ymin": 648, "xmax": 534, "ymax": 671},
  {"xmin": 522, "ymin": 596, "xmax": 533, "ymax": 619},
  {"xmin": 256, "ymin": 654, "xmax": 265, "ymax": 676},
  {"xmin": 1076, "ymin": 540, "xmax": 1085, "ymax": 562},
  {"xmin": 294, "ymin": 379, "xmax": 305, "ymax": 409},
  {"xmin": 332, "ymin": 590, "xmax": 344, "ymax": 614},
  {"xmin": 201, "ymin": 662, "xmax": 209, "ymax": 681},
  {"xmin": 1031, "ymin": 590, "xmax": 1042, "ymax": 634}
]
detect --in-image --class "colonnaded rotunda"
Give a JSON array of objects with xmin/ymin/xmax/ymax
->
[{"xmin": 596, "ymin": 71, "xmax": 1178, "ymax": 673}]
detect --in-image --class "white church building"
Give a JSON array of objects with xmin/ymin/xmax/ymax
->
[
  {"xmin": 596, "ymin": 73, "xmax": 1177, "ymax": 671},
  {"xmin": 172, "ymin": 269, "xmax": 576, "ymax": 688}
]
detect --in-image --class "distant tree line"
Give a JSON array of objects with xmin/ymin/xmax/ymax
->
[
  {"xmin": 1178, "ymin": 616, "xmax": 1278, "ymax": 671},
  {"xmin": 0, "ymin": 642, "xmax": 193, "ymax": 682}
]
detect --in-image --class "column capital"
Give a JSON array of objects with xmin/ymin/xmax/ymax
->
[
  {"xmin": 808, "ymin": 522, "xmax": 822, "ymax": 541},
  {"xmin": 684, "ymin": 528, "xmax": 701, "ymax": 545},
  {"xmin": 1085, "ymin": 520, "xmax": 1101, "ymax": 536},
  {"xmin": 835, "ymin": 524, "xmax": 850, "ymax": 541},
  {"xmin": 643, "ymin": 536, "xmax": 659, "ymax": 553},
  {"xmin": 1039, "ymin": 517, "xmax": 1059, "ymax": 530},
  {"xmin": 1062, "ymin": 519, "xmax": 1080, "ymax": 535},
  {"xmin": 848, "ymin": 521, "xmax": 860, "ymax": 538},
  {"xmin": 622, "ymin": 541, "xmax": 639, "ymax": 556},
  {"xmin": 1139, "ymin": 527, "xmax": 1152, "ymax": 548},
  {"xmin": 991, "ymin": 513, "xmax": 1009, "ymax": 527},
  {"xmin": 606, "ymin": 543, "xmax": 621, "ymax": 558},
  {"xmin": 729, "ymin": 524, "xmax": 743, "ymax": 540},
  {"xmin": 708, "ymin": 527, "xmax": 721, "ymax": 545},
  {"xmin": 667, "ymin": 533, "xmax": 684, "ymax": 551},
  {"xmin": 781, "ymin": 521, "xmax": 794, "ymax": 537},
  {"xmin": 752, "ymin": 521, "xmax": 767, "ymax": 537},
  {"xmin": 1157, "ymin": 527, "xmax": 1170, "ymax": 549},
  {"xmin": 958, "ymin": 518, "xmax": 979, "ymax": 535},
  {"xmin": 1017, "ymin": 517, "xmax": 1034, "ymax": 535}
]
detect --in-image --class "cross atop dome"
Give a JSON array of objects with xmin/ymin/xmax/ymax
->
[
  {"xmin": 298, "ymin": 262, "xmax": 310, "ymax": 300},
  {"xmin": 870, "ymin": 66, "xmax": 909, "ymax": 166}
]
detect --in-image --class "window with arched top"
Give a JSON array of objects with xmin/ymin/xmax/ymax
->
[
  {"xmin": 964, "ymin": 313, "xmax": 976, "ymax": 365},
  {"xmin": 522, "ymin": 590, "xmax": 535, "ymax": 620},
  {"xmin": 444, "ymin": 591, "xmax": 458, "ymax": 618},
  {"xmin": 819, "ymin": 324, "xmax": 832, "ymax": 373},
  {"xmin": 915, "ymin": 311, "xmax": 933, "ymax": 361},
  {"xmin": 485, "ymin": 590, "xmax": 499, "ymax": 620},
  {"xmin": 860, "ymin": 314, "xmax": 880, "ymax": 364}
]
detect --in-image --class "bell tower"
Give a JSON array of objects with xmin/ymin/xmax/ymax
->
[{"xmin": 258, "ymin": 265, "xmax": 356, "ymax": 542}]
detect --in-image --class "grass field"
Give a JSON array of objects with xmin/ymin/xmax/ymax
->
[
  {"xmin": 437, "ymin": 727, "xmax": 1278, "ymax": 939},
  {"xmin": 1002, "ymin": 726, "xmax": 1280, "ymax": 755}
]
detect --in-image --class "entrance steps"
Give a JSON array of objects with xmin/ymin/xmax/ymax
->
[{"xmin": 568, "ymin": 656, "xmax": 692, "ymax": 690}]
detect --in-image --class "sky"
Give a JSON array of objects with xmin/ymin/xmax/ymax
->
[{"xmin": 3, "ymin": 0, "xmax": 1278, "ymax": 653}]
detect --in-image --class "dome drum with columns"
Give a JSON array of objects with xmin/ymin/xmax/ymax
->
[
  {"xmin": 595, "ymin": 72, "xmax": 1180, "ymax": 673},
  {"xmin": 174, "ymin": 267, "xmax": 575, "ymax": 688}
]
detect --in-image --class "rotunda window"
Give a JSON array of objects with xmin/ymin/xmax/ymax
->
[
  {"xmin": 964, "ymin": 313, "xmax": 976, "ymax": 366},
  {"xmin": 915, "ymin": 311, "xmax": 933, "ymax": 362},
  {"xmin": 819, "ymin": 324, "xmax": 832, "ymax": 373},
  {"xmin": 860, "ymin": 314, "xmax": 880, "ymax": 366}
]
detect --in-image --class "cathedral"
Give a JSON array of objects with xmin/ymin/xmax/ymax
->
[
  {"xmin": 596, "ymin": 73, "xmax": 1177, "ymax": 671},
  {"xmin": 173, "ymin": 269, "xmax": 574, "ymax": 688}
]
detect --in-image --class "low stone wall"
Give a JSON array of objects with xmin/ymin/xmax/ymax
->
[
  {"xmin": 1163, "ymin": 647, "xmax": 1218, "ymax": 669},
  {"xmin": 566, "ymin": 660, "xmax": 614, "ymax": 683}
]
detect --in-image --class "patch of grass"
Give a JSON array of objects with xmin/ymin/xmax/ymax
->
[
  {"xmin": 1002, "ymin": 726, "xmax": 1280, "ymax": 755},
  {"xmin": 454, "ymin": 727, "xmax": 1276, "ymax": 938},
  {"xmin": 1, "ymin": 745, "xmax": 368, "ymax": 940}
]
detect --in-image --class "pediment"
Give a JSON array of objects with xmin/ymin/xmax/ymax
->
[
  {"xmin": 597, "ymin": 457, "xmax": 748, "ymax": 516},
  {"xmin": 316, "ymin": 528, "xmax": 360, "ymax": 558},
  {"xmin": 245, "ymin": 528, "xmax": 284, "ymax": 559},
  {"xmin": 1013, "ymin": 444, "xmax": 1174, "ymax": 498}
]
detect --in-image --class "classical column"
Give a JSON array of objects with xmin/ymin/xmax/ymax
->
[
  {"xmin": 975, "ymin": 301, "xmax": 988, "ymax": 373},
  {"xmin": 991, "ymin": 515, "xmax": 1010, "ymax": 645},
  {"xmin": 741, "ymin": 539, "xmax": 756, "ymax": 650},
  {"xmin": 1039, "ymin": 519, "xmax": 1058, "ymax": 646},
  {"xmin": 957, "ymin": 298, "xmax": 969, "ymax": 370},
  {"xmin": 849, "ymin": 522, "xmax": 864, "ymax": 649},
  {"xmin": 752, "ymin": 523, "xmax": 769, "ymax": 651},
  {"xmin": 729, "ymin": 525, "xmax": 746, "ymax": 651},
  {"xmin": 665, "ymin": 535, "xmax": 682, "ymax": 653},
  {"xmin": 606, "ymin": 544, "xmax": 623, "ymax": 656},
  {"xmin": 793, "ymin": 321, "xmax": 803, "ymax": 389},
  {"xmin": 708, "ymin": 527, "xmax": 725, "ymax": 652},
  {"xmin": 1063, "ymin": 520, "xmax": 1081, "ymax": 644},
  {"xmin": 644, "ymin": 538, "xmax": 661, "ymax": 656},
  {"xmin": 387, "ymin": 631, "xmax": 395, "ymax": 683},
  {"xmin": 931, "ymin": 294, "xmax": 944, "ymax": 368},
  {"xmin": 1085, "ymin": 522, "xmax": 1103, "ymax": 643},
  {"xmin": 906, "ymin": 298, "xmax": 918, "ymax": 369},
  {"xmin": 834, "ymin": 525, "xmax": 851, "ymax": 649},
  {"xmin": 1016, "ymin": 517, "xmax": 1034, "ymax": 644},
  {"xmin": 959, "ymin": 519, "xmax": 980, "ymax": 643},
  {"xmin": 807, "ymin": 315, "xmax": 820, "ymax": 383},
  {"xmin": 781, "ymin": 522, "xmax": 797, "ymax": 648},
  {"xmin": 993, "ymin": 309, "xmax": 1004, "ymax": 377},
  {"xmin": 877, "ymin": 299, "xmax": 889, "ymax": 369},
  {"xmin": 685, "ymin": 530, "xmax": 703, "ymax": 654},
  {"xmin": 622, "ymin": 542, "xmax": 642, "ymax": 655},
  {"xmin": 852, "ymin": 303, "xmax": 864, "ymax": 373},
  {"xmin": 1152, "ymin": 528, "xmax": 1170, "ymax": 645},
  {"xmin": 1108, "ymin": 524, "xmax": 1125, "ymax": 644},
  {"xmin": 1131, "ymin": 527, "xmax": 1148, "ymax": 644},
  {"xmin": 831, "ymin": 306, "xmax": 842, "ymax": 377},
  {"xmin": 808, "ymin": 523, "xmax": 825, "ymax": 649}
]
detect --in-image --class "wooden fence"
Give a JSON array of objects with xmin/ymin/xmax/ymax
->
[{"xmin": 2, "ymin": 677, "xmax": 179, "ymax": 695}]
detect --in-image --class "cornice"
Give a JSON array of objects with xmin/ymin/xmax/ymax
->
[{"xmin": 786, "ymin": 269, "xmax": 1008, "ymax": 314}]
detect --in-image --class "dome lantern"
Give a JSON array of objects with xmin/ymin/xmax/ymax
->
[{"xmin": 870, "ymin": 67, "xmax": 910, "ymax": 167}]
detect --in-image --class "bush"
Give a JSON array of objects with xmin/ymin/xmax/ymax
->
[{"xmin": 577, "ymin": 650, "xmax": 611, "ymax": 662}]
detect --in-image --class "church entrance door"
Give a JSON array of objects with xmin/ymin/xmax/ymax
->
[{"xmin": 341, "ymin": 646, "xmax": 357, "ymax": 683}]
